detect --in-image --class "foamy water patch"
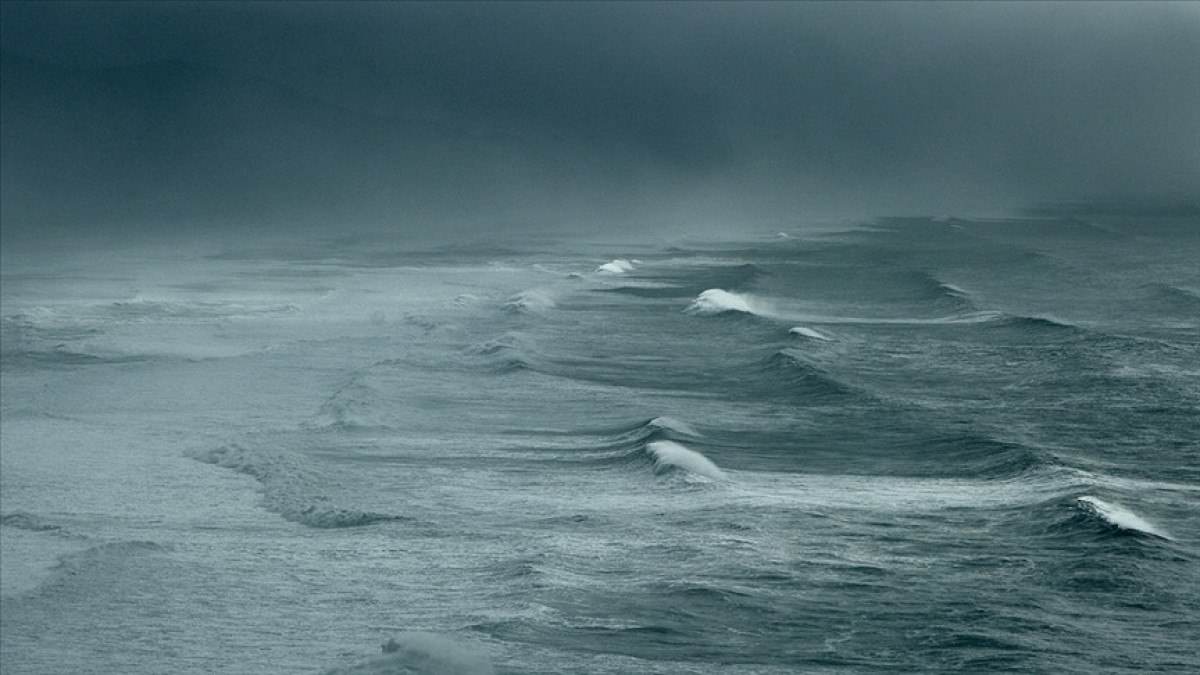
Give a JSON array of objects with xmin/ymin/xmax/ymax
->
[
  {"xmin": 327, "ymin": 632, "xmax": 494, "ymax": 675},
  {"xmin": 504, "ymin": 289, "xmax": 557, "ymax": 314}
]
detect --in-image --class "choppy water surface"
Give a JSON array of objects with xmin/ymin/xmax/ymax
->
[{"xmin": 2, "ymin": 217, "xmax": 1198, "ymax": 673}]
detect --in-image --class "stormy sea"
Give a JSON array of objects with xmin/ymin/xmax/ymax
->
[{"xmin": 1, "ymin": 214, "xmax": 1197, "ymax": 673}]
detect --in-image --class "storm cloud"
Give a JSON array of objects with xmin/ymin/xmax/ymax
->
[{"xmin": 2, "ymin": 1, "xmax": 1197, "ymax": 241}]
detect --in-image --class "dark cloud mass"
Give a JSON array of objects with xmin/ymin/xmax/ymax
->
[{"xmin": 2, "ymin": 1, "xmax": 1197, "ymax": 241}]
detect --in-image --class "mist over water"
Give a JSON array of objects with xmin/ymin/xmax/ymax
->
[{"xmin": 3, "ymin": 2, "xmax": 1200, "ymax": 673}]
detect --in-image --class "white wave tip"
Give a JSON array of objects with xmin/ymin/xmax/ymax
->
[
  {"xmin": 789, "ymin": 326, "xmax": 831, "ymax": 341},
  {"xmin": 596, "ymin": 259, "xmax": 635, "ymax": 274},
  {"xmin": 1077, "ymin": 496, "xmax": 1173, "ymax": 540},
  {"xmin": 646, "ymin": 441, "xmax": 725, "ymax": 480},
  {"xmin": 684, "ymin": 289, "xmax": 756, "ymax": 316}
]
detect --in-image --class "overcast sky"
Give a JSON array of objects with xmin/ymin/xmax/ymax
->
[{"xmin": 2, "ymin": 1, "xmax": 1197, "ymax": 238}]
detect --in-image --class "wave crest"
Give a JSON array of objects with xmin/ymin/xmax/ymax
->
[
  {"xmin": 789, "ymin": 326, "xmax": 832, "ymax": 341},
  {"xmin": 684, "ymin": 289, "xmax": 766, "ymax": 317},
  {"xmin": 645, "ymin": 441, "xmax": 726, "ymax": 480},
  {"xmin": 1076, "ymin": 496, "xmax": 1173, "ymax": 540},
  {"xmin": 596, "ymin": 259, "xmax": 635, "ymax": 274}
]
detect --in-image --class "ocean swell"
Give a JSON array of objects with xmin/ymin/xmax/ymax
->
[{"xmin": 190, "ymin": 444, "xmax": 405, "ymax": 529}]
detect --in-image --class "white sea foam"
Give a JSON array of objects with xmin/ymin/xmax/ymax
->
[
  {"xmin": 1077, "ymin": 496, "xmax": 1173, "ymax": 539},
  {"xmin": 646, "ymin": 441, "xmax": 725, "ymax": 480},
  {"xmin": 596, "ymin": 259, "xmax": 635, "ymax": 274},
  {"xmin": 327, "ymin": 632, "xmax": 494, "ymax": 675},
  {"xmin": 789, "ymin": 326, "xmax": 831, "ymax": 341},
  {"xmin": 684, "ymin": 289, "xmax": 765, "ymax": 317},
  {"xmin": 504, "ymin": 289, "xmax": 557, "ymax": 314}
]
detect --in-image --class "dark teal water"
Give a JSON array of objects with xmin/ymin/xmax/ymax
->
[{"xmin": 2, "ymin": 216, "xmax": 1197, "ymax": 673}]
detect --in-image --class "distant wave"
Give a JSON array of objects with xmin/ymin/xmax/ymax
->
[
  {"xmin": 0, "ymin": 313, "xmax": 134, "ymax": 370},
  {"xmin": 191, "ymin": 444, "xmax": 406, "ymax": 529},
  {"xmin": 645, "ymin": 440, "xmax": 726, "ymax": 480},
  {"xmin": 684, "ymin": 289, "xmax": 771, "ymax": 318},
  {"xmin": 981, "ymin": 313, "xmax": 1082, "ymax": 334},
  {"xmin": 54, "ymin": 541, "xmax": 167, "ymax": 569},
  {"xmin": 1076, "ymin": 496, "xmax": 1173, "ymax": 540},
  {"xmin": 1, "ymin": 512, "xmax": 68, "ymax": 534},
  {"xmin": 593, "ymin": 283, "xmax": 687, "ymax": 299},
  {"xmin": 778, "ymin": 311, "xmax": 1083, "ymax": 333},
  {"xmin": 504, "ymin": 289, "xmax": 557, "ymax": 314},
  {"xmin": 104, "ymin": 299, "xmax": 300, "ymax": 322},
  {"xmin": 1143, "ymin": 282, "xmax": 1200, "ymax": 311},
  {"xmin": 913, "ymin": 272, "xmax": 977, "ymax": 312},
  {"xmin": 0, "ymin": 345, "xmax": 150, "ymax": 370}
]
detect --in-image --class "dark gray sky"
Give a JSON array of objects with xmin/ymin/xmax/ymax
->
[{"xmin": 2, "ymin": 1, "xmax": 1198, "ymax": 239}]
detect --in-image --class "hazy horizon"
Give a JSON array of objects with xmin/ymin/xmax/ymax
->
[{"xmin": 3, "ymin": 1, "xmax": 1198, "ymax": 246}]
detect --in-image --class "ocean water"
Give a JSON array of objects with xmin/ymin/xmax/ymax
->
[{"xmin": 1, "ymin": 216, "xmax": 1197, "ymax": 673}]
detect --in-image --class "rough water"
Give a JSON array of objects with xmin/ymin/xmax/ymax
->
[{"xmin": 2, "ymin": 216, "xmax": 1197, "ymax": 673}]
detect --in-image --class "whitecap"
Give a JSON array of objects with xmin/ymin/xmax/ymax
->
[
  {"xmin": 1076, "ymin": 496, "xmax": 1173, "ymax": 540},
  {"xmin": 596, "ymin": 259, "xmax": 635, "ymax": 274},
  {"xmin": 684, "ymin": 289, "xmax": 764, "ymax": 317},
  {"xmin": 647, "ymin": 416, "xmax": 701, "ymax": 437},
  {"xmin": 789, "ymin": 326, "xmax": 831, "ymax": 341},
  {"xmin": 646, "ymin": 441, "xmax": 726, "ymax": 480}
]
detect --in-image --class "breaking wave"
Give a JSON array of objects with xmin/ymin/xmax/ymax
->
[
  {"xmin": 684, "ymin": 289, "xmax": 771, "ymax": 317},
  {"xmin": 531, "ymin": 417, "xmax": 728, "ymax": 482},
  {"xmin": 1075, "ymin": 496, "xmax": 1173, "ymax": 540},
  {"xmin": 1143, "ymin": 282, "xmax": 1200, "ymax": 311},
  {"xmin": 596, "ymin": 259, "xmax": 636, "ymax": 274},
  {"xmin": 789, "ymin": 326, "xmax": 832, "ymax": 341},
  {"xmin": 645, "ymin": 441, "xmax": 726, "ymax": 480}
]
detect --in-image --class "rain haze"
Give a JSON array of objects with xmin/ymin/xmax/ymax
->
[
  {"xmin": 2, "ymin": 3, "xmax": 1199, "ymax": 674},
  {"xmin": 2, "ymin": 1, "xmax": 1198, "ymax": 244}
]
